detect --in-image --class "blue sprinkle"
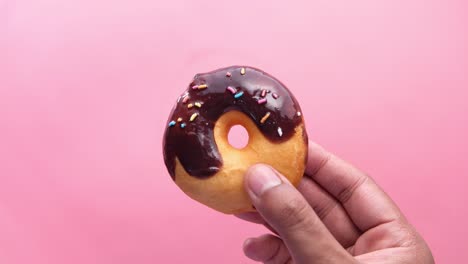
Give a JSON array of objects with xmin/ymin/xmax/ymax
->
[
  {"xmin": 234, "ymin": 91, "xmax": 244, "ymax": 99},
  {"xmin": 180, "ymin": 123, "xmax": 186, "ymax": 128},
  {"xmin": 168, "ymin": 121, "xmax": 176, "ymax": 127}
]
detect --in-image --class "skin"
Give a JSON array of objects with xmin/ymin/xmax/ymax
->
[{"xmin": 236, "ymin": 141, "xmax": 434, "ymax": 264}]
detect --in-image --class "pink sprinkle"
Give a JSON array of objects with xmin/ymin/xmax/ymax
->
[
  {"xmin": 227, "ymin": 86, "xmax": 236, "ymax": 94},
  {"xmin": 261, "ymin": 89, "xmax": 267, "ymax": 97},
  {"xmin": 272, "ymin": 93, "xmax": 279, "ymax": 99},
  {"xmin": 182, "ymin": 96, "xmax": 190, "ymax": 104},
  {"xmin": 257, "ymin": 98, "xmax": 267, "ymax": 105},
  {"xmin": 191, "ymin": 85, "xmax": 199, "ymax": 90},
  {"xmin": 226, "ymin": 72, "xmax": 232, "ymax": 77}
]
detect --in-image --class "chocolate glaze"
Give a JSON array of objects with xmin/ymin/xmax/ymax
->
[{"xmin": 163, "ymin": 66, "xmax": 306, "ymax": 180}]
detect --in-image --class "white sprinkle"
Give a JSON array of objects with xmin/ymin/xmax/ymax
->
[
  {"xmin": 277, "ymin": 127, "xmax": 283, "ymax": 137},
  {"xmin": 190, "ymin": 113, "xmax": 199, "ymax": 122},
  {"xmin": 297, "ymin": 111, "xmax": 302, "ymax": 117}
]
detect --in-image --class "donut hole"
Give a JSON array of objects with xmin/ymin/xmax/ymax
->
[{"xmin": 227, "ymin": 125, "xmax": 249, "ymax": 149}]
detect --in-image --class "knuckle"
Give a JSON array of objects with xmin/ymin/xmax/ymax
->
[
  {"xmin": 336, "ymin": 174, "xmax": 368, "ymax": 204},
  {"xmin": 277, "ymin": 196, "xmax": 312, "ymax": 230},
  {"xmin": 313, "ymin": 200, "xmax": 338, "ymax": 220}
]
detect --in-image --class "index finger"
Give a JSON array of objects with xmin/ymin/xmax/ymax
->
[{"xmin": 305, "ymin": 141, "xmax": 403, "ymax": 231}]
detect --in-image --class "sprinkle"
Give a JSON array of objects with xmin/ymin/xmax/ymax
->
[
  {"xmin": 260, "ymin": 112, "xmax": 271, "ymax": 124},
  {"xmin": 234, "ymin": 91, "xmax": 244, "ymax": 99},
  {"xmin": 168, "ymin": 121, "xmax": 176, "ymax": 127},
  {"xmin": 187, "ymin": 103, "xmax": 193, "ymax": 108},
  {"xmin": 226, "ymin": 72, "xmax": 232, "ymax": 77},
  {"xmin": 182, "ymin": 96, "xmax": 190, "ymax": 104},
  {"xmin": 227, "ymin": 86, "xmax": 236, "ymax": 94},
  {"xmin": 189, "ymin": 113, "xmax": 199, "ymax": 122},
  {"xmin": 194, "ymin": 102, "xmax": 202, "ymax": 108},
  {"xmin": 277, "ymin": 127, "xmax": 283, "ymax": 137},
  {"xmin": 180, "ymin": 123, "xmax": 186, "ymax": 128},
  {"xmin": 272, "ymin": 93, "xmax": 279, "ymax": 99},
  {"xmin": 177, "ymin": 117, "xmax": 183, "ymax": 122},
  {"xmin": 240, "ymin": 67, "xmax": 246, "ymax": 75},
  {"xmin": 261, "ymin": 89, "xmax": 267, "ymax": 97},
  {"xmin": 192, "ymin": 84, "xmax": 207, "ymax": 90},
  {"xmin": 297, "ymin": 111, "xmax": 302, "ymax": 117},
  {"xmin": 257, "ymin": 98, "xmax": 267, "ymax": 105}
]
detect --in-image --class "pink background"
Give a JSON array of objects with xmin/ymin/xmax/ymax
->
[{"xmin": 1, "ymin": 0, "xmax": 467, "ymax": 263}]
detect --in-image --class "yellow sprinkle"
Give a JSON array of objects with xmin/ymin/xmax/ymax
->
[
  {"xmin": 260, "ymin": 112, "xmax": 271, "ymax": 124},
  {"xmin": 189, "ymin": 113, "xmax": 198, "ymax": 122},
  {"xmin": 188, "ymin": 103, "xmax": 193, "ymax": 108},
  {"xmin": 240, "ymin": 67, "xmax": 246, "ymax": 75},
  {"xmin": 177, "ymin": 117, "xmax": 183, "ymax": 122},
  {"xmin": 194, "ymin": 102, "xmax": 202, "ymax": 108},
  {"xmin": 197, "ymin": 84, "xmax": 208, "ymax": 89}
]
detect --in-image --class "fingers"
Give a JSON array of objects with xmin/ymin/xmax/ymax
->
[
  {"xmin": 245, "ymin": 164, "xmax": 354, "ymax": 263},
  {"xmin": 243, "ymin": 234, "xmax": 291, "ymax": 264},
  {"xmin": 305, "ymin": 142, "xmax": 403, "ymax": 231},
  {"xmin": 235, "ymin": 213, "xmax": 279, "ymax": 235},
  {"xmin": 236, "ymin": 177, "xmax": 361, "ymax": 248},
  {"xmin": 297, "ymin": 177, "xmax": 361, "ymax": 248},
  {"xmin": 235, "ymin": 212, "xmax": 266, "ymax": 224}
]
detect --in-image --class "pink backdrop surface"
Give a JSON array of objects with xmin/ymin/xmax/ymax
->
[{"xmin": 1, "ymin": 0, "xmax": 467, "ymax": 263}]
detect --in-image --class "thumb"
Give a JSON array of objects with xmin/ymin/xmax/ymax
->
[{"xmin": 245, "ymin": 164, "xmax": 354, "ymax": 264}]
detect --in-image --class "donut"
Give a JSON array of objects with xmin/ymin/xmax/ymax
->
[{"xmin": 163, "ymin": 66, "xmax": 308, "ymax": 214}]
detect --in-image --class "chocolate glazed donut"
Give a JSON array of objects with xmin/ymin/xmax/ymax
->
[{"xmin": 163, "ymin": 66, "xmax": 308, "ymax": 213}]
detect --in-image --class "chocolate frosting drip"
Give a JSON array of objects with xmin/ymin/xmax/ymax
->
[{"xmin": 163, "ymin": 66, "xmax": 305, "ymax": 180}]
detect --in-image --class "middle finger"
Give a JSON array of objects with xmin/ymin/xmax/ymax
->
[{"xmin": 298, "ymin": 177, "xmax": 361, "ymax": 248}]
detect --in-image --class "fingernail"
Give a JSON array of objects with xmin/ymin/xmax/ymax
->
[
  {"xmin": 243, "ymin": 238, "xmax": 252, "ymax": 250},
  {"xmin": 246, "ymin": 165, "xmax": 282, "ymax": 197}
]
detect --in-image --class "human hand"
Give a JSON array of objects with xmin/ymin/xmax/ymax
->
[{"xmin": 236, "ymin": 142, "xmax": 434, "ymax": 264}]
